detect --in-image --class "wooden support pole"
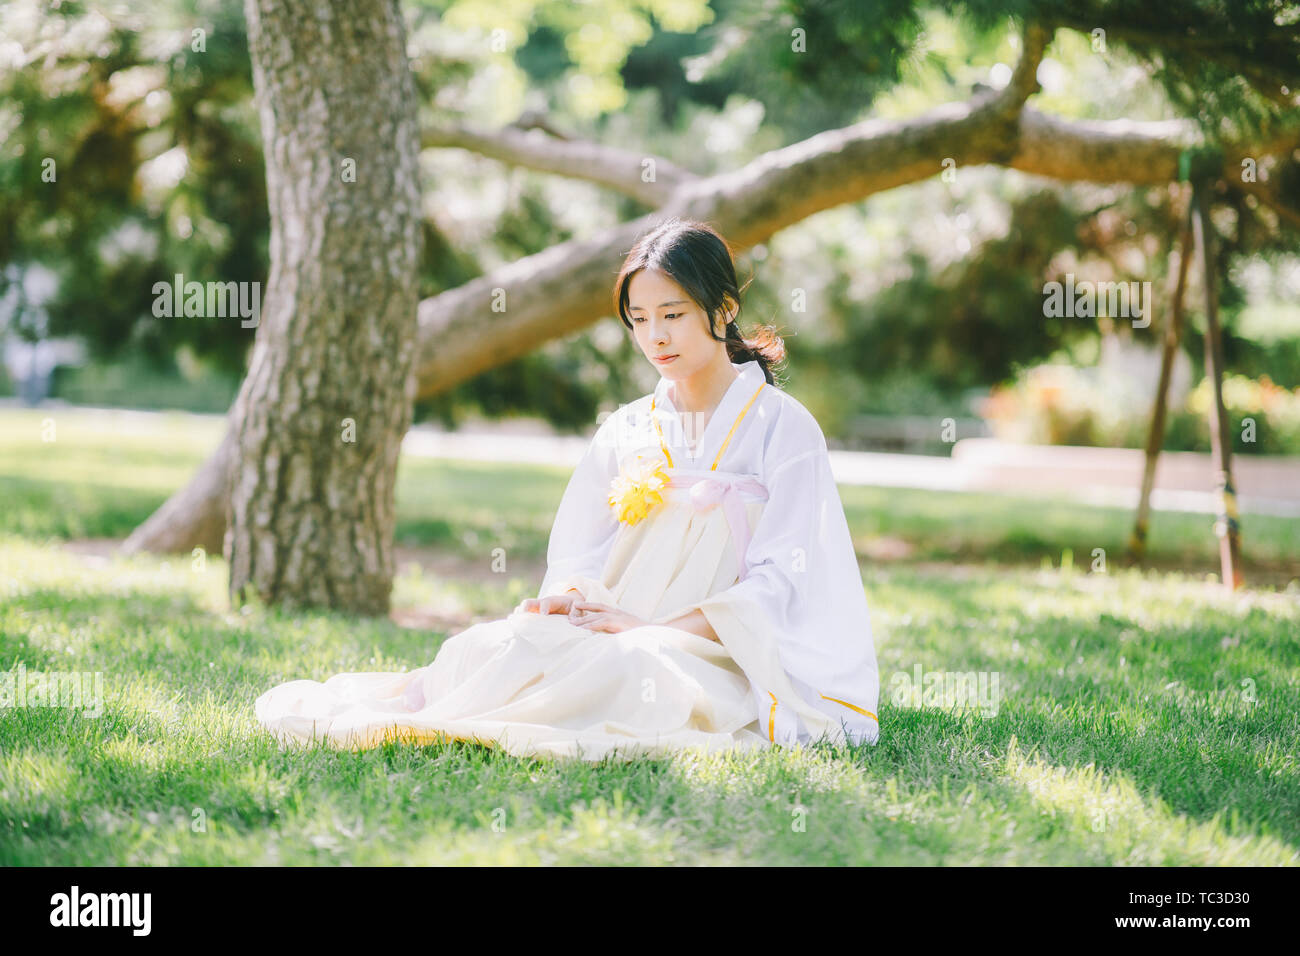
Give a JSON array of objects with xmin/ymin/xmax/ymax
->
[
  {"xmin": 1127, "ymin": 193, "xmax": 1195, "ymax": 565},
  {"xmin": 1190, "ymin": 179, "xmax": 1245, "ymax": 591}
]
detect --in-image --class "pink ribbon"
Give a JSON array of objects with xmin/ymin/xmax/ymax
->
[{"xmin": 666, "ymin": 473, "xmax": 769, "ymax": 579}]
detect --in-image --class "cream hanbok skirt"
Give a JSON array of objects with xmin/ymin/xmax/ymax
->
[{"xmin": 254, "ymin": 474, "xmax": 782, "ymax": 761}]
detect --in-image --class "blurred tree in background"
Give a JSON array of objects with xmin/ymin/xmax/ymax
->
[
  {"xmin": 1, "ymin": 0, "xmax": 1297, "ymax": 442},
  {"xmin": 0, "ymin": 0, "xmax": 263, "ymax": 382}
]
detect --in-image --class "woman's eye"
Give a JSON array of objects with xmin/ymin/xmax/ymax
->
[
  {"xmin": 632, "ymin": 316, "xmax": 645, "ymax": 323},
  {"xmin": 665, "ymin": 313, "xmax": 680, "ymax": 319}
]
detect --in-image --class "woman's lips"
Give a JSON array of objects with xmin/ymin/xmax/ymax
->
[{"xmin": 653, "ymin": 354, "xmax": 678, "ymax": 364}]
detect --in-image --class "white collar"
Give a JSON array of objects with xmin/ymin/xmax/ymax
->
[{"xmin": 652, "ymin": 360, "xmax": 765, "ymax": 465}]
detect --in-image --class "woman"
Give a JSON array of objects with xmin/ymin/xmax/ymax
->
[{"xmin": 254, "ymin": 217, "xmax": 880, "ymax": 761}]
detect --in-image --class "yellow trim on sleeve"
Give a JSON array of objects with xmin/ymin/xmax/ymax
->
[
  {"xmin": 768, "ymin": 690, "xmax": 777, "ymax": 742},
  {"xmin": 819, "ymin": 693, "xmax": 878, "ymax": 722}
]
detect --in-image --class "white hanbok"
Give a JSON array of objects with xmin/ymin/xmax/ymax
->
[{"xmin": 254, "ymin": 359, "xmax": 880, "ymax": 761}]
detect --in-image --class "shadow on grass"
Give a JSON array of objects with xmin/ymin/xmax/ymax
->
[
  {"xmin": 3, "ymin": 691, "xmax": 1294, "ymax": 864},
  {"xmin": 2, "ymin": 536, "xmax": 1296, "ymax": 863},
  {"xmin": 861, "ymin": 566, "xmax": 1300, "ymax": 852},
  {"xmin": 0, "ymin": 476, "xmax": 164, "ymax": 540}
]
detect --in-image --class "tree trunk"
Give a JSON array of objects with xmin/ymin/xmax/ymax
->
[{"xmin": 222, "ymin": 0, "xmax": 422, "ymax": 614}]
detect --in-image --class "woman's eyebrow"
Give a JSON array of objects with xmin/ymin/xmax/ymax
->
[{"xmin": 628, "ymin": 300, "xmax": 688, "ymax": 311}]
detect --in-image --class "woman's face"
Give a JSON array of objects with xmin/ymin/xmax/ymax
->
[{"xmin": 626, "ymin": 269, "xmax": 730, "ymax": 381}]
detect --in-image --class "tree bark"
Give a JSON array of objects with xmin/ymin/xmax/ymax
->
[{"xmin": 220, "ymin": 0, "xmax": 422, "ymax": 614}]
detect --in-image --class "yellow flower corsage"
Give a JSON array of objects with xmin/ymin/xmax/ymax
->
[{"xmin": 608, "ymin": 455, "xmax": 670, "ymax": 526}]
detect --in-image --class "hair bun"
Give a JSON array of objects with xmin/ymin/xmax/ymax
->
[{"xmin": 736, "ymin": 324, "xmax": 786, "ymax": 367}]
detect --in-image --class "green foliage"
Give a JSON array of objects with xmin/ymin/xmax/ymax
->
[
  {"xmin": 837, "ymin": 190, "xmax": 1095, "ymax": 395},
  {"xmin": 2, "ymin": 0, "xmax": 1298, "ymax": 429},
  {"xmin": 0, "ymin": 0, "xmax": 266, "ymax": 377},
  {"xmin": 50, "ymin": 351, "xmax": 239, "ymax": 414},
  {"xmin": 959, "ymin": 1, "xmax": 1300, "ymax": 133},
  {"xmin": 414, "ymin": 344, "xmax": 612, "ymax": 433}
]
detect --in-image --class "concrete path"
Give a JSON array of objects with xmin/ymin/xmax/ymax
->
[
  {"xmin": 5, "ymin": 402, "xmax": 1296, "ymax": 518},
  {"xmin": 402, "ymin": 424, "xmax": 1300, "ymax": 518}
]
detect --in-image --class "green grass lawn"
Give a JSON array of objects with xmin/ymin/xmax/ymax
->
[{"xmin": 1, "ymin": 407, "xmax": 1297, "ymax": 865}]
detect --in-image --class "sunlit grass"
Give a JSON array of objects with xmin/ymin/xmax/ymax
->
[
  {"xmin": 1, "ymin": 531, "xmax": 1297, "ymax": 865},
  {"xmin": 1002, "ymin": 736, "xmax": 1297, "ymax": 865}
]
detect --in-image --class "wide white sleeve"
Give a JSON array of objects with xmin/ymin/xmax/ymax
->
[
  {"xmin": 666, "ymin": 427, "xmax": 880, "ymax": 746},
  {"xmin": 536, "ymin": 416, "xmax": 623, "ymax": 601}
]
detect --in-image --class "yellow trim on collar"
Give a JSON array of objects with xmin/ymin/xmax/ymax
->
[{"xmin": 650, "ymin": 379, "xmax": 766, "ymax": 472}]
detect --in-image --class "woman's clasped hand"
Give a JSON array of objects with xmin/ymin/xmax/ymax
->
[
  {"xmin": 512, "ymin": 594, "xmax": 648, "ymax": 634},
  {"xmin": 512, "ymin": 593, "xmax": 578, "ymax": 616}
]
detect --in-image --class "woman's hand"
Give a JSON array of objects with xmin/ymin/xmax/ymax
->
[
  {"xmin": 568, "ymin": 601, "xmax": 648, "ymax": 634},
  {"xmin": 513, "ymin": 594, "xmax": 578, "ymax": 616}
]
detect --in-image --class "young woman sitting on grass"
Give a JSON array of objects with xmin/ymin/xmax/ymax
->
[{"xmin": 255, "ymin": 217, "xmax": 880, "ymax": 761}]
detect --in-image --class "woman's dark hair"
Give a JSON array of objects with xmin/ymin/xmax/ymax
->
[{"xmin": 613, "ymin": 217, "xmax": 786, "ymax": 386}]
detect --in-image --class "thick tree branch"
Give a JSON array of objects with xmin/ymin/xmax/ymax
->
[
  {"xmin": 1003, "ymin": 21, "xmax": 1051, "ymax": 108},
  {"xmin": 1009, "ymin": 110, "xmax": 1300, "ymax": 185},
  {"xmin": 1010, "ymin": 111, "xmax": 1194, "ymax": 182},
  {"xmin": 412, "ymin": 23, "xmax": 1055, "ymax": 393},
  {"xmin": 420, "ymin": 121, "xmax": 698, "ymax": 205}
]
